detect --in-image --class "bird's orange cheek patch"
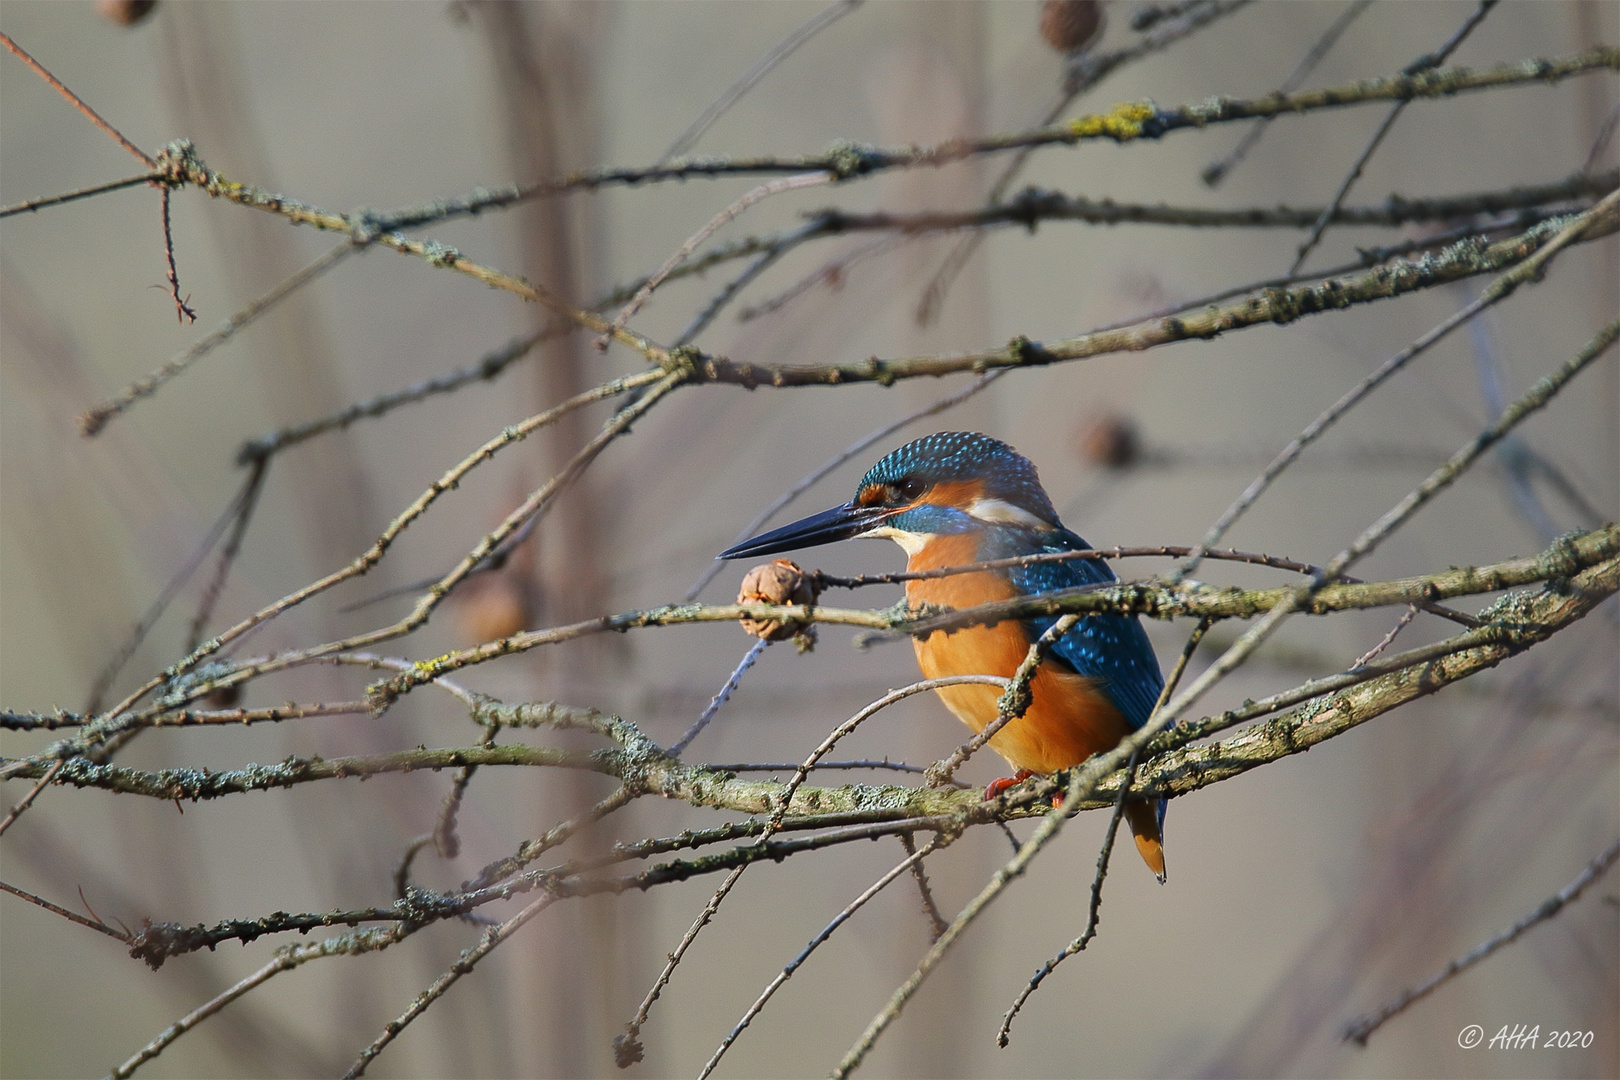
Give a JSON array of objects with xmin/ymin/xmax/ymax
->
[{"xmin": 923, "ymin": 479, "xmax": 986, "ymax": 511}]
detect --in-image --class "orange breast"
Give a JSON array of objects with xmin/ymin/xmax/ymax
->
[{"xmin": 906, "ymin": 533, "xmax": 1132, "ymax": 774}]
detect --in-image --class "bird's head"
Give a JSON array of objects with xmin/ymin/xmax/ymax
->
[{"xmin": 718, "ymin": 432, "xmax": 1060, "ymax": 561}]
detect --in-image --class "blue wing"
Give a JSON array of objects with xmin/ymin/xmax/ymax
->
[{"xmin": 989, "ymin": 527, "xmax": 1165, "ymax": 732}]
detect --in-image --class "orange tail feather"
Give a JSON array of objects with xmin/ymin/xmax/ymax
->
[{"xmin": 1125, "ymin": 801, "xmax": 1166, "ymax": 883}]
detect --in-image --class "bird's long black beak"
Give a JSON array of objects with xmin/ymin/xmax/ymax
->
[{"xmin": 718, "ymin": 502, "xmax": 896, "ymax": 561}]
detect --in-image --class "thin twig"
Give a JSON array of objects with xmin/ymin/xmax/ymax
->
[
  {"xmin": 687, "ymin": 370, "xmax": 1003, "ymax": 600},
  {"xmin": 705, "ymin": 759, "xmax": 946, "ymax": 779},
  {"xmin": 673, "ymin": 237, "xmax": 795, "ymax": 346},
  {"xmin": 660, "ymin": 0, "xmax": 863, "ymax": 162},
  {"xmin": 695, "ymin": 833, "xmax": 948, "ymax": 1079},
  {"xmin": 0, "ymin": 760, "xmax": 63, "ymax": 837},
  {"xmin": 1352, "ymin": 604, "xmax": 1419, "ymax": 668},
  {"xmin": 0, "ymin": 877, "xmax": 132, "ymax": 941},
  {"xmin": 0, "ymin": 170, "xmax": 162, "ymax": 219},
  {"xmin": 1201, "ymin": 0, "xmax": 1372, "ymax": 187},
  {"xmin": 598, "ymin": 170, "xmax": 833, "ymax": 348},
  {"xmin": 995, "ymin": 749, "xmax": 1142, "ymax": 1047},
  {"xmin": 80, "ymin": 243, "xmax": 354, "ymax": 435},
  {"xmin": 0, "ymin": 32, "xmax": 154, "ymax": 165},
  {"xmin": 1581, "ymin": 100, "xmax": 1620, "ymax": 175},
  {"xmin": 1174, "ymin": 190, "xmax": 1620, "ymax": 583},
  {"xmin": 671, "ymin": 638, "xmax": 770, "ymax": 755},
  {"xmin": 897, "ymin": 832, "xmax": 950, "ymax": 942},
  {"xmin": 110, "ymin": 932, "xmax": 399, "ymax": 1079},
  {"xmin": 737, "ymin": 234, "xmax": 905, "ymax": 323},
  {"xmin": 821, "ymin": 174, "xmax": 1615, "ymax": 234},
  {"xmin": 926, "ymin": 615, "xmax": 1081, "ymax": 788},
  {"xmin": 1343, "ymin": 837, "xmax": 1620, "ymax": 1045},
  {"xmin": 997, "ymin": 619, "xmax": 1212, "ymax": 1046},
  {"xmin": 239, "ymin": 323, "xmax": 561, "ymax": 464},
  {"xmin": 819, "ymin": 543, "xmax": 1478, "ymax": 629},
  {"xmin": 185, "ymin": 457, "xmax": 269, "ymax": 652},
  {"xmin": 157, "ymin": 187, "xmax": 196, "ymax": 324},
  {"xmin": 616, "ymin": 865, "xmax": 747, "ymax": 1068}
]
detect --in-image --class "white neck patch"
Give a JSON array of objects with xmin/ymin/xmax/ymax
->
[
  {"xmin": 859, "ymin": 525, "xmax": 934, "ymax": 557},
  {"xmin": 966, "ymin": 498, "xmax": 1050, "ymax": 529}
]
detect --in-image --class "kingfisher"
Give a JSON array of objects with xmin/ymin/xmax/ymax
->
[{"xmin": 719, "ymin": 431, "xmax": 1169, "ymax": 880}]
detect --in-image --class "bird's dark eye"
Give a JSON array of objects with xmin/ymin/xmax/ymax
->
[{"xmin": 895, "ymin": 477, "xmax": 926, "ymax": 501}]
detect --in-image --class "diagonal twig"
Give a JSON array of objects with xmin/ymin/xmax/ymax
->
[
  {"xmin": 1288, "ymin": 0, "xmax": 1496, "ymax": 273},
  {"xmin": 1343, "ymin": 837, "xmax": 1620, "ymax": 1045},
  {"xmin": 0, "ymin": 32, "xmax": 154, "ymax": 166}
]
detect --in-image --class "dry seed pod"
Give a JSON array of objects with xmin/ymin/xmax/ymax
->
[
  {"xmin": 1040, "ymin": 0, "xmax": 1104, "ymax": 54},
  {"xmin": 738, "ymin": 559, "xmax": 820, "ymax": 641}
]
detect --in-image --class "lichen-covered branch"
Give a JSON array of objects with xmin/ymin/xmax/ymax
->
[{"xmin": 684, "ymin": 207, "xmax": 1617, "ymax": 387}]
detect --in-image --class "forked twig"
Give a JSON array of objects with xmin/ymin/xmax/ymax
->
[
  {"xmin": 80, "ymin": 243, "xmax": 354, "ymax": 435},
  {"xmin": 598, "ymin": 170, "xmax": 833, "ymax": 348}
]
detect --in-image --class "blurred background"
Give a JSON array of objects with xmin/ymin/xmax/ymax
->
[{"xmin": 1, "ymin": 2, "xmax": 1616, "ymax": 1077}]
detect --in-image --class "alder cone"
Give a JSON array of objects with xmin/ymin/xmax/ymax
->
[
  {"xmin": 1075, "ymin": 412, "xmax": 1140, "ymax": 469},
  {"xmin": 738, "ymin": 559, "xmax": 820, "ymax": 641},
  {"xmin": 1040, "ymin": 0, "xmax": 1104, "ymax": 54},
  {"xmin": 96, "ymin": 0, "xmax": 158, "ymax": 26}
]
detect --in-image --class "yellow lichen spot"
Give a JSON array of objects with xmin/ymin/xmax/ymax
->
[
  {"xmin": 414, "ymin": 652, "xmax": 454, "ymax": 675},
  {"xmin": 1068, "ymin": 100, "xmax": 1158, "ymax": 141}
]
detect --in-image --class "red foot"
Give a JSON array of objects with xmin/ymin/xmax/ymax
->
[
  {"xmin": 982, "ymin": 770, "xmax": 1035, "ymax": 800},
  {"xmin": 983, "ymin": 769, "xmax": 1063, "ymax": 807}
]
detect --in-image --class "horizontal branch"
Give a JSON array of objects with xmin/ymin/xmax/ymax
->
[
  {"xmin": 13, "ymin": 743, "xmax": 605, "ymax": 801},
  {"xmin": 812, "ymin": 170, "xmax": 1616, "ymax": 235},
  {"xmin": 152, "ymin": 141, "xmax": 667, "ymax": 363},
  {"xmin": 897, "ymin": 523, "xmax": 1620, "ymax": 637},
  {"xmin": 362, "ymin": 525, "xmax": 1617, "ymax": 702},
  {"xmin": 47, "ymin": 543, "xmax": 1605, "ymax": 817},
  {"xmin": 685, "ymin": 206, "xmax": 1617, "ymax": 387},
  {"xmin": 55, "ymin": 553, "xmax": 1620, "ymax": 973},
  {"xmin": 515, "ymin": 48, "xmax": 1620, "ymax": 190},
  {"xmin": 1127, "ymin": 551, "xmax": 1620, "ymax": 802}
]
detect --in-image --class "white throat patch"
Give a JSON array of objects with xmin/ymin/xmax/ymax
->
[
  {"xmin": 966, "ymin": 498, "xmax": 1050, "ymax": 529},
  {"xmin": 859, "ymin": 525, "xmax": 933, "ymax": 557}
]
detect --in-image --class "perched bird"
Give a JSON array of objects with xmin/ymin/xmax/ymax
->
[{"xmin": 720, "ymin": 431, "xmax": 1169, "ymax": 880}]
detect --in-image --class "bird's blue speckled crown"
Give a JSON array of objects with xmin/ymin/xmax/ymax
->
[{"xmin": 859, "ymin": 432, "xmax": 1059, "ymax": 523}]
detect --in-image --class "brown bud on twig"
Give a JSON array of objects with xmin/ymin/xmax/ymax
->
[
  {"xmin": 1074, "ymin": 412, "xmax": 1140, "ymax": 469},
  {"xmin": 738, "ymin": 559, "xmax": 821, "ymax": 641},
  {"xmin": 1040, "ymin": 0, "xmax": 1104, "ymax": 54},
  {"xmin": 96, "ymin": 0, "xmax": 157, "ymax": 26}
]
